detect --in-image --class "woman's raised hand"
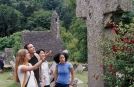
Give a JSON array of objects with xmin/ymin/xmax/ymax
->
[{"xmin": 42, "ymin": 50, "xmax": 52, "ymax": 61}]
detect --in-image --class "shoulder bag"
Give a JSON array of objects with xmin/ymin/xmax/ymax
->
[{"xmin": 22, "ymin": 71, "xmax": 31, "ymax": 87}]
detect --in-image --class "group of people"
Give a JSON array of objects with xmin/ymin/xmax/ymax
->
[{"xmin": 14, "ymin": 43, "xmax": 74, "ymax": 87}]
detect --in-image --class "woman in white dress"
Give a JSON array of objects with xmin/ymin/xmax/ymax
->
[{"xmin": 14, "ymin": 49, "xmax": 51, "ymax": 87}]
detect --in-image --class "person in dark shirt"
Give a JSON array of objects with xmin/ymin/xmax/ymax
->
[
  {"xmin": 24, "ymin": 43, "xmax": 52, "ymax": 87},
  {"xmin": 0, "ymin": 56, "xmax": 4, "ymax": 73},
  {"xmin": 28, "ymin": 55, "xmax": 40, "ymax": 85}
]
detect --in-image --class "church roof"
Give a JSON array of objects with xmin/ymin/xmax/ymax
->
[{"xmin": 22, "ymin": 31, "xmax": 64, "ymax": 57}]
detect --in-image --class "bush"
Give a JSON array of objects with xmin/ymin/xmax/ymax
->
[
  {"xmin": 0, "ymin": 32, "xmax": 22, "ymax": 55},
  {"xmin": 99, "ymin": 21, "xmax": 134, "ymax": 87}
]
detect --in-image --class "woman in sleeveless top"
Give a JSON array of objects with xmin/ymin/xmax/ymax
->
[{"xmin": 14, "ymin": 49, "xmax": 51, "ymax": 87}]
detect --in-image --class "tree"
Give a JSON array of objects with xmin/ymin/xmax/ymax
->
[
  {"xmin": 71, "ymin": 18, "xmax": 87, "ymax": 62},
  {"xmin": 121, "ymin": 0, "xmax": 134, "ymax": 24},
  {"xmin": 56, "ymin": 0, "xmax": 75, "ymax": 29},
  {"xmin": 0, "ymin": 4, "xmax": 24, "ymax": 37},
  {"xmin": 60, "ymin": 26, "xmax": 78, "ymax": 61},
  {"xmin": 42, "ymin": 0, "xmax": 62, "ymax": 10},
  {"xmin": 65, "ymin": 0, "xmax": 76, "ymax": 15},
  {"xmin": 27, "ymin": 9, "xmax": 52, "ymax": 30},
  {"xmin": 0, "ymin": 0, "xmax": 11, "ymax": 6},
  {"xmin": 0, "ymin": 32, "xmax": 22, "ymax": 54},
  {"xmin": 16, "ymin": 1, "xmax": 41, "ymax": 17},
  {"xmin": 59, "ymin": 18, "xmax": 88, "ymax": 62}
]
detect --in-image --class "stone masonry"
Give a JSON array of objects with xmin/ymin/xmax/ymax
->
[{"xmin": 76, "ymin": 0, "xmax": 132, "ymax": 87}]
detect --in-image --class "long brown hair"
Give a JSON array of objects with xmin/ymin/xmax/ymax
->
[{"xmin": 14, "ymin": 49, "xmax": 28, "ymax": 82}]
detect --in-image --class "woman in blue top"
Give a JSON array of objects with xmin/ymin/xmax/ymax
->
[{"xmin": 53, "ymin": 52, "xmax": 74, "ymax": 87}]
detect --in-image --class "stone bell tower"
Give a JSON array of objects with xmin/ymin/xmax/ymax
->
[{"xmin": 50, "ymin": 10, "xmax": 60, "ymax": 39}]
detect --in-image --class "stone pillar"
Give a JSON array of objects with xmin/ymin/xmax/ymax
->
[
  {"xmin": 4, "ymin": 48, "xmax": 14, "ymax": 64},
  {"xmin": 76, "ymin": 0, "xmax": 132, "ymax": 87}
]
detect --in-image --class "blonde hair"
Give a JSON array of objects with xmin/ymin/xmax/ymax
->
[{"xmin": 14, "ymin": 49, "xmax": 28, "ymax": 82}]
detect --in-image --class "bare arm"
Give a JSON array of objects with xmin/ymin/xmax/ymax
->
[
  {"xmin": 20, "ymin": 60, "xmax": 43, "ymax": 72},
  {"xmin": 70, "ymin": 68, "xmax": 74, "ymax": 86},
  {"xmin": 40, "ymin": 65, "xmax": 44, "ymax": 87},
  {"xmin": 21, "ymin": 50, "xmax": 52, "ymax": 72},
  {"xmin": 54, "ymin": 67, "xmax": 58, "ymax": 87}
]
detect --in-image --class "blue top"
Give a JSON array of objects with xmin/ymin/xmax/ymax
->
[{"xmin": 56, "ymin": 62, "xmax": 73, "ymax": 84}]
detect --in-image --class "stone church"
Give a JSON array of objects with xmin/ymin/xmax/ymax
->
[{"xmin": 22, "ymin": 11, "xmax": 64, "ymax": 60}]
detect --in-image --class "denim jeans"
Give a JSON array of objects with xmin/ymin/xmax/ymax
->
[{"xmin": 38, "ymin": 83, "xmax": 41, "ymax": 87}]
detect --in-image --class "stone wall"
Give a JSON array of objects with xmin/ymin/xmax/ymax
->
[{"xmin": 0, "ymin": 48, "xmax": 14, "ymax": 64}]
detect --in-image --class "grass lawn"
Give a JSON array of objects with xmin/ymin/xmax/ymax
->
[
  {"xmin": 75, "ymin": 71, "xmax": 88, "ymax": 87},
  {"xmin": 0, "ymin": 71, "xmax": 19, "ymax": 87},
  {"xmin": 0, "ymin": 70, "xmax": 88, "ymax": 87}
]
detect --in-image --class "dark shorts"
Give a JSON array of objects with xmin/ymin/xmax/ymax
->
[
  {"xmin": 44, "ymin": 85, "xmax": 50, "ymax": 87},
  {"xmin": 55, "ymin": 83, "xmax": 69, "ymax": 87},
  {"xmin": 0, "ymin": 63, "xmax": 4, "ymax": 70}
]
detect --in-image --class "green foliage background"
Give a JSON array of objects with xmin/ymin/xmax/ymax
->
[
  {"xmin": 0, "ymin": 0, "xmax": 87, "ymax": 63},
  {"xmin": 0, "ymin": 0, "xmax": 134, "ymax": 63}
]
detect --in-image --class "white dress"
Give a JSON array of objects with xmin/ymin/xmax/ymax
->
[
  {"xmin": 41, "ymin": 61, "xmax": 51, "ymax": 86},
  {"xmin": 18, "ymin": 63, "xmax": 37, "ymax": 87}
]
